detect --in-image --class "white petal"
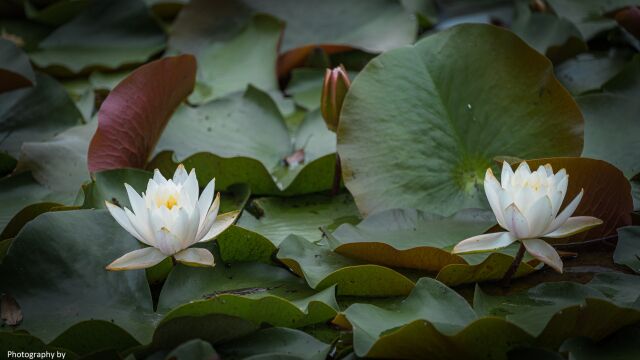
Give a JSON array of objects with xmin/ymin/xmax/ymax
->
[
  {"xmin": 484, "ymin": 169, "xmax": 507, "ymax": 228},
  {"xmin": 105, "ymin": 201, "xmax": 146, "ymax": 243},
  {"xmin": 124, "ymin": 208, "xmax": 154, "ymax": 246},
  {"xmin": 543, "ymin": 164, "xmax": 554, "ymax": 176},
  {"xmin": 544, "ymin": 216, "xmax": 603, "ymax": 238},
  {"xmin": 501, "ymin": 161, "xmax": 514, "ymax": 188},
  {"xmin": 197, "ymin": 178, "xmax": 216, "ymax": 226},
  {"xmin": 153, "ymin": 169, "xmax": 168, "ymax": 184},
  {"xmin": 549, "ymin": 190, "xmax": 564, "ymax": 217},
  {"xmin": 153, "ymin": 226, "xmax": 184, "ymax": 256},
  {"xmin": 196, "ymin": 192, "xmax": 220, "ymax": 240},
  {"xmin": 452, "ymin": 232, "xmax": 517, "ymax": 254},
  {"xmin": 199, "ymin": 211, "xmax": 240, "ymax": 242},
  {"xmin": 524, "ymin": 195, "xmax": 554, "ymax": 238},
  {"xmin": 503, "ymin": 204, "xmax": 530, "ymax": 238},
  {"xmin": 174, "ymin": 248, "xmax": 215, "ymax": 267},
  {"xmin": 106, "ymin": 247, "xmax": 166, "ymax": 271},
  {"xmin": 514, "ymin": 161, "xmax": 531, "ymax": 178},
  {"xmin": 172, "ymin": 164, "xmax": 189, "ymax": 184},
  {"xmin": 521, "ymin": 239, "xmax": 563, "ymax": 273},
  {"xmin": 545, "ymin": 189, "xmax": 584, "ymax": 234},
  {"xmin": 181, "ymin": 169, "xmax": 199, "ymax": 209},
  {"xmin": 125, "ymin": 184, "xmax": 145, "ymax": 215}
]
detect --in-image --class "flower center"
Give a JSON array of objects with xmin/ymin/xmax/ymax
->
[{"xmin": 165, "ymin": 195, "xmax": 178, "ymax": 209}]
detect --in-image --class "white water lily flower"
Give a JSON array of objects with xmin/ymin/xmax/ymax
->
[
  {"xmin": 452, "ymin": 161, "xmax": 602, "ymax": 273},
  {"xmin": 105, "ymin": 165, "xmax": 239, "ymax": 271}
]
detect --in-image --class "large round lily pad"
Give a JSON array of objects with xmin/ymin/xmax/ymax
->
[{"xmin": 338, "ymin": 23, "xmax": 584, "ymax": 216}]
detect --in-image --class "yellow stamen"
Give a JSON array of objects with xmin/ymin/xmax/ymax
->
[{"xmin": 165, "ymin": 195, "xmax": 177, "ymax": 209}]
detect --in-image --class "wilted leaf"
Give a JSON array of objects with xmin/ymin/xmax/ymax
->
[
  {"xmin": 1, "ymin": 293, "xmax": 22, "ymax": 326},
  {"xmin": 88, "ymin": 54, "xmax": 196, "ymax": 173},
  {"xmin": 338, "ymin": 24, "xmax": 583, "ymax": 216}
]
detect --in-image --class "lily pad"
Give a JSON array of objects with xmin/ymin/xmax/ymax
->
[
  {"xmin": 614, "ymin": 226, "xmax": 640, "ymax": 274},
  {"xmin": 511, "ymin": 0, "xmax": 586, "ymax": 63},
  {"xmin": 219, "ymin": 327, "xmax": 332, "ymax": 360},
  {"xmin": 579, "ymin": 57, "xmax": 640, "ymax": 178},
  {"xmin": 0, "ymin": 38, "xmax": 35, "ymax": 93},
  {"xmin": 546, "ymin": 0, "xmax": 639, "ymax": 39},
  {"xmin": 17, "ymin": 121, "xmax": 96, "ymax": 193},
  {"xmin": 0, "ymin": 172, "xmax": 78, "ymax": 235},
  {"xmin": 0, "ymin": 73, "xmax": 82, "ymax": 158},
  {"xmin": 0, "ymin": 210, "xmax": 158, "ymax": 343},
  {"xmin": 560, "ymin": 323, "xmax": 640, "ymax": 360},
  {"xmin": 338, "ymin": 24, "xmax": 583, "ymax": 217},
  {"xmin": 327, "ymin": 208, "xmax": 539, "ymax": 285},
  {"xmin": 152, "ymin": 88, "xmax": 337, "ymax": 195},
  {"xmin": 277, "ymin": 234, "xmax": 416, "ymax": 297},
  {"xmin": 188, "ymin": 14, "xmax": 282, "ymax": 104},
  {"xmin": 29, "ymin": 0, "xmax": 166, "ymax": 74},
  {"xmin": 169, "ymin": 0, "xmax": 417, "ymax": 75},
  {"xmin": 556, "ymin": 52, "xmax": 629, "ymax": 95},
  {"xmin": 343, "ymin": 274, "xmax": 640, "ymax": 358},
  {"xmin": 88, "ymin": 54, "xmax": 196, "ymax": 173}
]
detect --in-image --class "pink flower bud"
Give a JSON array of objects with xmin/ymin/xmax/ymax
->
[{"xmin": 321, "ymin": 65, "xmax": 350, "ymax": 132}]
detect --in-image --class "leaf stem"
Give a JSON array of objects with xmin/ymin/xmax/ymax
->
[
  {"xmin": 501, "ymin": 242, "xmax": 526, "ymax": 288},
  {"xmin": 331, "ymin": 154, "xmax": 342, "ymax": 196}
]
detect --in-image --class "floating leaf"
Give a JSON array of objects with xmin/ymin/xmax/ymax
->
[
  {"xmin": 151, "ymin": 89, "xmax": 336, "ymax": 195},
  {"xmin": 23, "ymin": 0, "xmax": 88, "ymax": 26},
  {"xmin": 579, "ymin": 56, "xmax": 640, "ymax": 178},
  {"xmin": 188, "ymin": 14, "xmax": 282, "ymax": 104},
  {"xmin": 88, "ymin": 54, "xmax": 196, "ymax": 173},
  {"xmin": 277, "ymin": 234, "xmax": 416, "ymax": 296},
  {"xmin": 338, "ymin": 24, "xmax": 583, "ymax": 217},
  {"xmin": 327, "ymin": 208, "xmax": 539, "ymax": 285},
  {"xmin": 29, "ymin": 0, "xmax": 166, "ymax": 74},
  {"xmin": 511, "ymin": 0, "xmax": 586, "ymax": 63},
  {"xmin": 0, "ymin": 210, "xmax": 158, "ymax": 343},
  {"xmin": 17, "ymin": 121, "xmax": 96, "ymax": 193},
  {"xmin": 0, "ymin": 172, "xmax": 78, "ymax": 235},
  {"xmin": 169, "ymin": 0, "xmax": 416, "ymax": 75},
  {"xmin": 0, "ymin": 38, "xmax": 35, "ymax": 93},
  {"xmin": 560, "ymin": 324, "xmax": 640, "ymax": 360},
  {"xmin": 546, "ymin": 0, "xmax": 636, "ymax": 39},
  {"xmin": 0, "ymin": 73, "xmax": 82, "ymax": 158},
  {"xmin": 614, "ymin": 226, "xmax": 640, "ymax": 273},
  {"xmin": 219, "ymin": 327, "xmax": 332, "ymax": 360},
  {"xmin": 49, "ymin": 320, "xmax": 140, "ymax": 356},
  {"xmin": 343, "ymin": 274, "xmax": 640, "ymax": 358},
  {"xmin": 555, "ymin": 52, "xmax": 629, "ymax": 95}
]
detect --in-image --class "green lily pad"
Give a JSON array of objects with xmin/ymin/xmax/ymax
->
[
  {"xmin": 62, "ymin": 78, "xmax": 95, "ymax": 121},
  {"xmin": 151, "ymin": 88, "xmax": 337, "ymax": 195},
  {"xmin": 579, "ymin": 57, "xmax": 640, "ymax": 178},
  {"xmin": 556, "ymin": 52, "xmax": 629, "ymax": 95},
  {"xmin": 511, "ymin": 0, "xmax": 586, "ymax": 63},
  {"xmin": 277, "ymin": 234, "xmax": 416, "ymax": 296},
  {"xmin": 0, "ymin": 73, "xmax": 82, "ymax": 158},
  {"xmin": 219, "ymin": 327, "xmax": 332, "ymax": 360},
  {"xmin": 337, "ymin": 24, "xmax": 583, "ymax": 216},
  {"xmin": 49, "ymin": 320, "xmax": 140, "ymax": 356},
  {"xmin": 343, "ymin": 273, "xmax": 640, "ymax": 358},
  {"xmin": 560, "ymin": 324, "xmax": 640, "ymax": 360},
  {"xmin": 614, "ymin": 226, "xmax": 640, "ymax": 274},
  {"xmin": 546, "ymin": 0, "xmax": 638, "ymax": 39},
  {"xmin": 169, "ymin": 0, "xmax": 417, "ymax": 57},
  {"xmin": 0, "ymin": 172, "xmax": 78, "ymax": 235},
  {"xmin": 23, "ymin": 0, "xmax": 88, "ymax": 26},
  {"xmin": 29, "ymin": 0, "xmax": 166, "ymax": 74},
  {"xmin": 326, "ymin": 208, "xmax": 539, "ymax": 285},
  {"xmin": 159, "ymin": 339, "xmax": 218, "ymax": 360},
  {"xmin": 188, "ymin": 14, "xmax": 282, "ymax": 104},
  {"xmin": 0, "ymin": 210, "xmax": 159, "ymax": 343},
  {"xmin": 17, "ymin": 121, "xmax": 96, "ymax": 193},
  {"xmin": 0, "ymin": 38, "xmax": 35, "ymax": 93}
]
